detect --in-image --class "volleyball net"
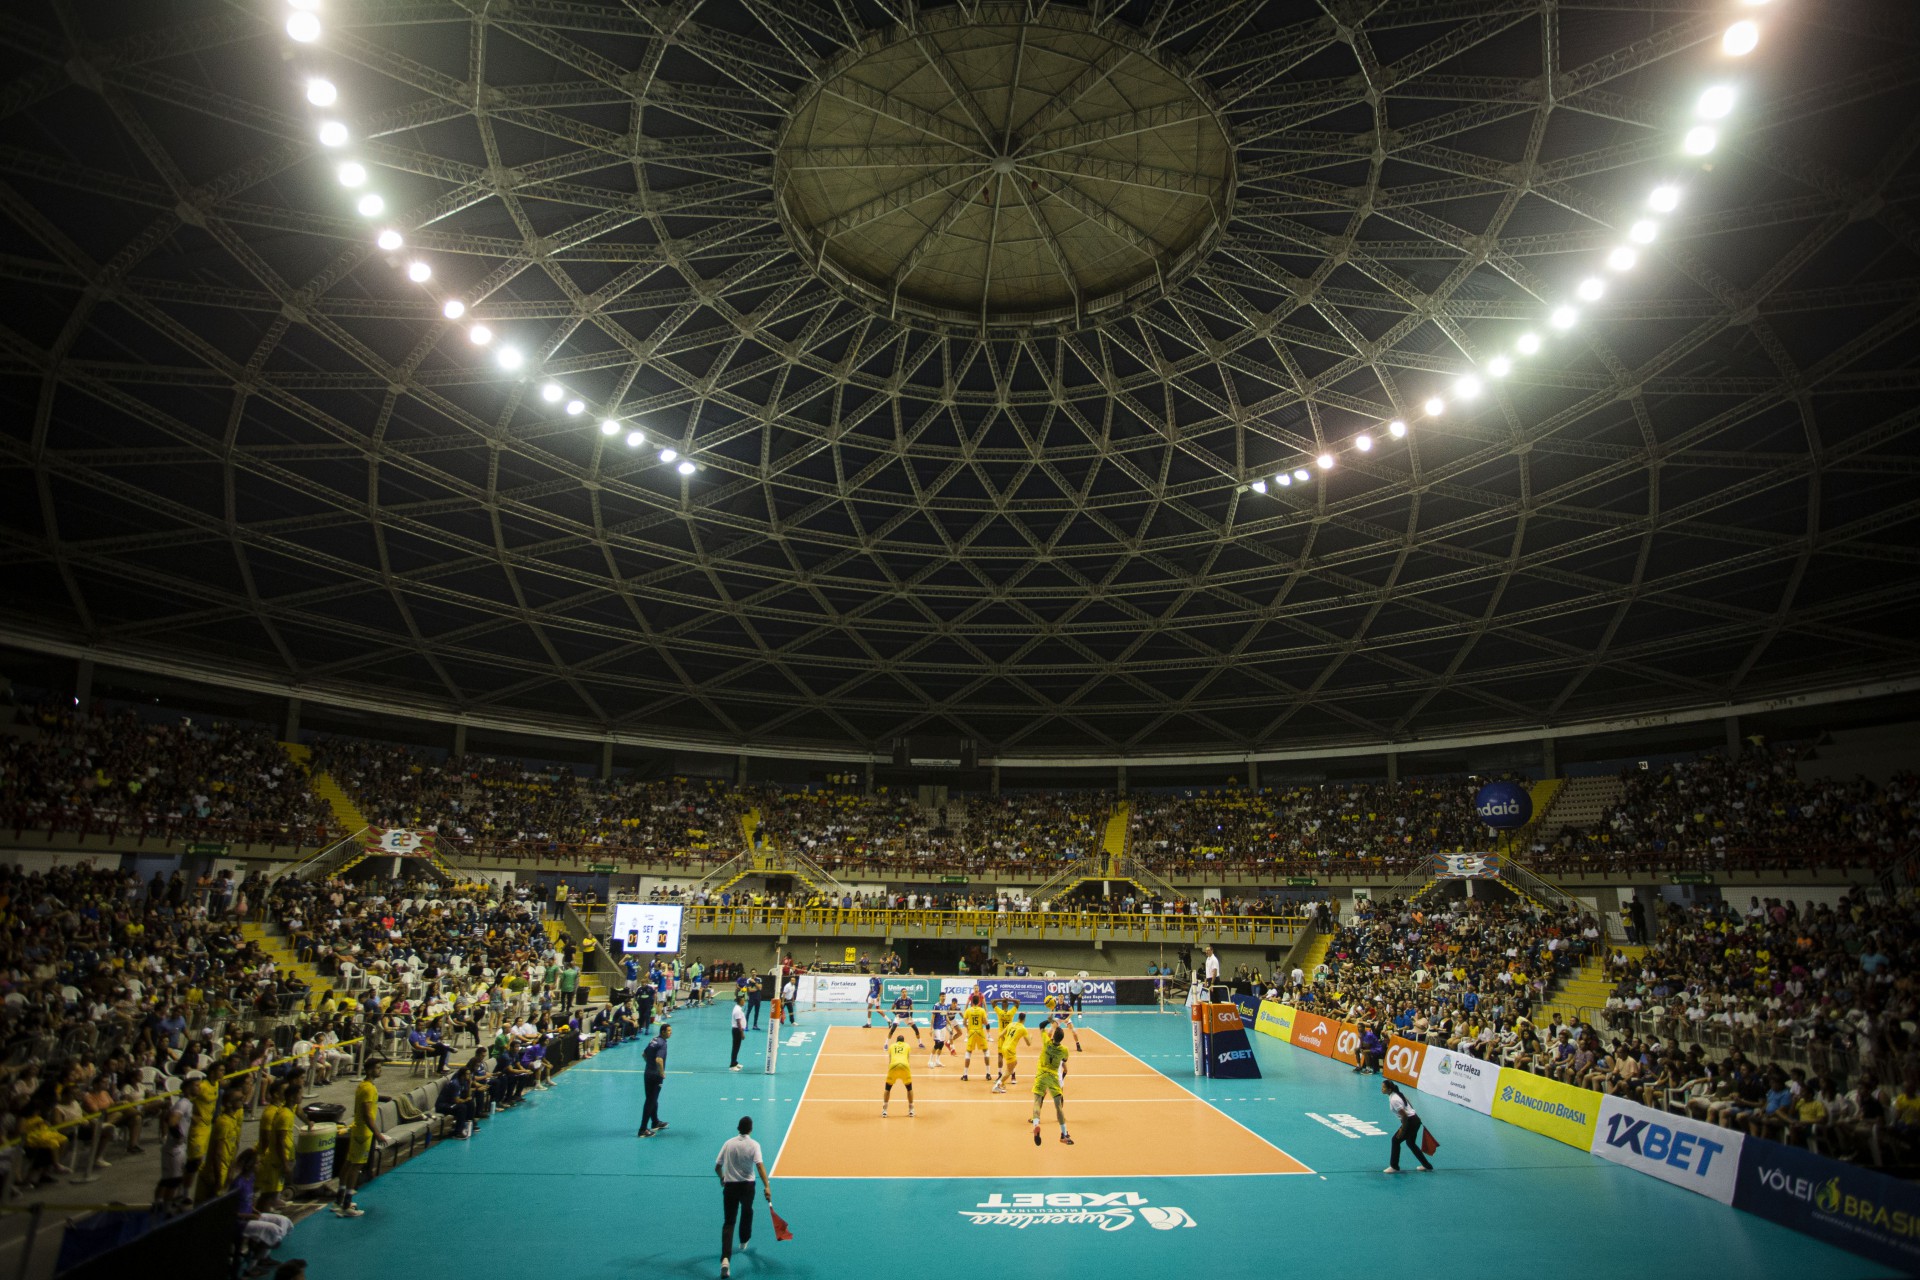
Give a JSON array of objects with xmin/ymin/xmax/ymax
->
[{"xmin": 787, "ymin": 972, "xmax": 1188, "ymax": 1013}]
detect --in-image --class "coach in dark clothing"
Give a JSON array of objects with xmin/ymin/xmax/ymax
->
[
  {"xmin": 638, "ymin": 1024, "xmax": 673, "ymax": 1137},
  {"xmin": 436, "ymin": 1066, "xmax": 475, "ymax": 1138},
  {"xmin": 637, "ymin": 985, "xmax": 656, "ymax": 1034}
]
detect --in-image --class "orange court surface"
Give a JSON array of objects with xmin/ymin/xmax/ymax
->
[{"xmin": 769, "ymin": 1023, "xmax": 1315, "ymax": 1179}]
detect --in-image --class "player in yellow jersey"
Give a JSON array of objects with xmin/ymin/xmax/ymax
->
[
  {"xmin": 961, "ymin": 996, "xmax": 991, "ymax": 1081},
  {"xmin": 881, "ymin": 1033, "xmax": 915, "ymax": 1118},
  {"xmin": 1049, "ymin": 1006, "xmax": 1084, "ymax": 1079},
  {"xmin": 992, "ymin": 1014, "xmax": 1031, "ymax": 1093},
  {"xmin": 335, "ymin": 1059, "xmax": 388, "ymax": 1218},
  {"xmin": 991, "ymin": 996, "xmax": 1019, "ymax": 1075},
  {"xmin": 1030, "ymin": 1025, "xmax": 1073, "ymax": 1145}
]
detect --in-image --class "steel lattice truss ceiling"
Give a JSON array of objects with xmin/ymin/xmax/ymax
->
[{"xmin": 2, "ymin": 0, "xmax": 1920, "ymax": 758}]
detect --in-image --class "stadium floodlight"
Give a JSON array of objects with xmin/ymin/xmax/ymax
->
[
  {"xmin": 287, "ymin": 12, "xmax": 321, "ymax": 42},
  {"xmin": 1454, "ymin": 375, "xmax": 1483, "ymax": 400},
  {"xmin": 1275, "ymin": 473, "xmax": 1292, "ymax": 487},
  {"xmin": 337, "ymin": 162, "xmax": 366, "ymax": 188},
  {"xmin": 1316, "ymin": 452, "xmax": 1335, "ymax": 471},
  {"xmin": 406, "ymin": 261, "xmax": 431, "ymax": 283},
  {"xmin": 1488, "ymin": 356, "xmax": 1512, "ymax": 377},
  {"xmin": 1550, "ymin": 306, "xmax": 1578, "ymax": 329},
  {"xmin": 468, "ymin": 323, "xmax": 493, "ymax": 346},
  {"xmin": 600, "ymin": 419, "xmax": 621, "ymax": 436},
  {"xmin": 306, "ymin": 79, "xmax": 337, "ymax": 107},
  {"xmin": 443, "ymin": 299, "xmax": 465, "ymax": 320},
  {"xmin": 1250, "ymin": 479, "xmax": 1267, "ymax": 493},
  {"xmin": 1607, "ymin": 247, "xmax": 1638, "ymax": 272},
  {"xmin": 660, "ymin": 448, "xmax": 678, "ymax": 463},
  {"xmin": 318, "ymin": 121, "xmax": 348, "ymax": 147},
  {"xmin": 1649, "ymin": 185, "xmax": 1682, "ymax": 213},
  {"xmin": 1387, "ymin": 419, "xmax": 1407, "ymax": 439},
  {"xmin": 677, "ymin": 460, "xmax": 696, "ymax": 476},
  {"xmin": 1576, "ymin": 277, "xmax": 1605, "ymax": 302},
  {"xmin": 626, "ymin": 430, "xmax": 645, "ymax": 448},
  {"xmin": 540, "ymin": 383, "xmax": 564, "ymax": 403},
  {"xmin": 1697, "ymin": 86, "xmax": 1736, "ymax": 120},
  {"xmin": 1630, "ymin": 220, "xmax": 1658, "ymax": 245},
  {"xmin": 496, "ymin": 346, "xmax": 524, "ymax": 371},
  {"xmin": 355, "ymin": 193, "xmax": 383, "ymax": 217},
  {"xmin": 375, "ymin": 229, "xmax": 402, "ymax": 251},
  {"xmin": 1424, "ymin": 396, "xmax": 1446, "ymax": 416},
  {"xmin": 565, "ymin": 399, "xmax": 585, "ymax": 416},
  {"xmin": 1683, "ymin": 126, "xmax": 1718, "ymax": 156},
  {"xmin": 1723, "ymin": 21, "xmax": 1759, "ymax": 56},
  {"xmin": 1292, "ymin": 468, "xmax": 1311, "ymax": 482},
  {"xmin": 1515, "ymin": 333, "xmax": 1541, "ymax": 355}
]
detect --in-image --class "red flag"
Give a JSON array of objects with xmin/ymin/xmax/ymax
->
[
  {"xmin": 770, "ymin": 1208, "xmax": 793, "ymax": 1242},
  {"xmin": 1420, "ymin": 1129, "xmax": 1440, "ymax": 1157}
]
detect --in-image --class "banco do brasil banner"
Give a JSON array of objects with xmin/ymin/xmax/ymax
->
[{"xmin": 1490, "ymin": 1071, "xmax": 1601, "ymax": 1150}]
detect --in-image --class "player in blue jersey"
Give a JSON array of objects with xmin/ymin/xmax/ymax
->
[
  {"xmin": 865, "ymin": 975, "xmax": 883, "ymax": 1029},
  {"xmin": 888, "ymin": 992, "xmax": 925, "ymax": 1046}
]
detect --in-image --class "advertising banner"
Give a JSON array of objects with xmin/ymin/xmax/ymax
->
[
  {"xmin": 879, "ymin": 977, "xmax": 938, "ymax": 1005},
  {"xmin": 1732, "ymin": 1136, "xmax": 1920, "ymax": 1273},
  {"xmin": 940, "ymin": 978, "xmax": 981, "ymax": 1005},
  {"xmin": 365, "ymin": 827, "xmax": 436, "ymax": 857},
  {"xmin": 1490, "ymin": 1070, "xmax": 1601, "ymax": 1150},
  {"xmin": 1415, "ymin": 1046, "xmax": 1503, "ymax": 1116},
  {"xmin": 1383, "ymin": 1035, "xmax": 1427, "ymax": 1088},
  {"xmin": 1254, "ymin": 1000, "xmax": 1295, "ymax": 1043},
  {"xmin": 1288, "ymin": 1012, "xmax": 1353, "ymax": 1061},
  {"xmin": 974, "ymin": 977, "xmax": 1118, "ymax": 1007},
  {"xmin": 798, "ymin": 975, "xmax": 869, "ymax": 1005},
  {"xmin": 1592, "ymin": 1095, "xmax": 1742, "ymax": 1205},
  {"xmin": 1197, "ymin": 1003, "xmax": 1261, "ymax": 1079}
]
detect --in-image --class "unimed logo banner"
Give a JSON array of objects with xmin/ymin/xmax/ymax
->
[
  {"xmin": 1415, "ymin": 1046, "xmax": 1503, "ymax": 1115},
  {"xmin": 1592, "ymin": 1095, "xmax": 1741, "ymax": 1205}
]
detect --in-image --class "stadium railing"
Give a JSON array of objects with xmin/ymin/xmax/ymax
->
[{"xmin": 677, "ymin": 904, "xmax": 1307, "ymax": 940}]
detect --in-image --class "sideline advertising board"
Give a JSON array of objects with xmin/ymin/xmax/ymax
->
[
  {"xmin": 1254, "ymin": 1000, "xmax": 1295, "ymax": 1043},
  {"xmin": 1287, "ymin": 1012, "xmax": 1351, "ymax": 1059},
  {"xmin": 1415, "ymin": 1046, "xmax": 1503, "ymax": 1116},
  {"xmin": 1732, "ymin": 1136, "xmax": 1920, "ymax": 1274},
  {"xmin": 1382, "ymin": 1035, "xmax": 1427, "ymax": 1088},
  {"xmin": 879, "ymin": 977, "xmax": 938, "ymax": 1005},
  {"xmin": 1195, "ymin": 1003, "xmax": 1261, "ymax": 1079},
  {"xmin": 798, "ymin": 975, "xmax": 870, "ymax": 1005},
  {"xmin": 1591, "ymin": 1095, "xmax": 1742, "ymax": 1205},
  {"xmin": 975, "ymin": 977, "xmax": 1118, "ymax": 1007},
  {"xmin": 1490, "ymin": 1070, "xmax": 1602, "ymax": 1150}
]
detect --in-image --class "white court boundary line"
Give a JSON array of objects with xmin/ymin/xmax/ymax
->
[{"xmin": 772, "ymin": 1018, "xmax": 1317, "ymax": 1179}]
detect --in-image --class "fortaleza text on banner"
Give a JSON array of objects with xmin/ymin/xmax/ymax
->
[
  {"xmin": 1490, "ymin": 1071, "xmax": 1601, "ymax": 1150},
  {"xmin": 1415, "ymin": 1046, "xmax": 1503, "ymax": 1115},
  {"xmin": 364, "ymin": 827, "xmax": 436, "ymax": 857}
]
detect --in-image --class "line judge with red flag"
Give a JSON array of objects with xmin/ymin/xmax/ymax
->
[{"xmin": 715, "ymin": 1115, "xmax": 774, "ymax": 1278}]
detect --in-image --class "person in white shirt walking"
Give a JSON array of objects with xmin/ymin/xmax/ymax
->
[
  {"xmin": 1382, "ymin": 1080, "xmax": 1433, "ymax": 1172},
  {"xmin": 729, "ymin": 994, "xmax": 748, "ymax": 1071},
  {"xmin": 715, "ymin": 1115, "xmax": 773, "ymax": 1278}
]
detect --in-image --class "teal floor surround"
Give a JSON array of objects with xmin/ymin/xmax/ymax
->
[{"xmin": 285, "ymin": 1004, "xmax": 1899, "ymax": 1279}]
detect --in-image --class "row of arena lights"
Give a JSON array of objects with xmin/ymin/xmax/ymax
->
[
  {"xmin": 280, "ymin": 0, "xmax": 700, "ymax": 476},
  {"xmin": 1245, "ymin": 0, "xmax": 1781, "ymax": 497}
]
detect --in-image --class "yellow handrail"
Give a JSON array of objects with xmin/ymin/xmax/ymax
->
[{"xmin": 677, "ymin": 905, "xmax": 1305, "ymax": 934}]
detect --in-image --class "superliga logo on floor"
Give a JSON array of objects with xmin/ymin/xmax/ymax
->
[{"xmin": 961, "ymin": 1192, "xmax": 1197, "ymax": 1232}]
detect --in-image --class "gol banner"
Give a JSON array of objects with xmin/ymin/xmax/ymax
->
[{"xmin": 1383, "ymin": 1035, "xmax": 1427, "ymax": 1086}]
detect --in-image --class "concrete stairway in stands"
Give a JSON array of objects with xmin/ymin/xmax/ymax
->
[
  {"xmin": 1100, "ymin": 801, "xmax": 1131, "ymax": 876},
  {"xmin": 1537, "ymin": 944, "xmax": 1646, "ymax": 1027},
  {"xmin": 242, "ymin": 921, "xmax": 336, "ymax": 1007},
  {"xmin": 542, "ymin": 917, "xmax": 609, "ymax": 1004},
  {"xmin": 1533, "ymin": 774, "xmax": 1625, "ymax": 841}
]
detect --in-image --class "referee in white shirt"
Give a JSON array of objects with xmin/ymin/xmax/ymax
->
[
  {"xmin": 729, "ymin": 994, "xmax": 748, "ymax": 1071},
  {"xmin": 1203, "ymin": 946, "xmax": 1221, "ymax": 999},
  {"xmin": 1381, "ymin": 1080, "xmax": 1434, "ymax": 1172},
  {"xmin": 716, "ymin": 1116, "xmax": 773, "ymax": 1278}
]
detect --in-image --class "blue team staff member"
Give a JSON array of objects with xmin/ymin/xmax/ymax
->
[{"xmin": 866, "ymin": 975, "xmax": 883, "ymax": 1029}]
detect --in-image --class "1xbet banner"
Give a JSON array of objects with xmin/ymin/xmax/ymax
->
[{"xmin": 1591, "ymin": 1095, "xmax": 1742, "ymax": 1205}]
